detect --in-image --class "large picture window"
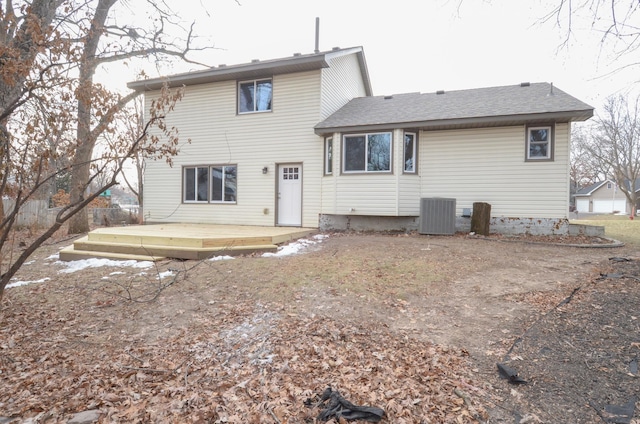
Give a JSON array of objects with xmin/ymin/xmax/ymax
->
[
  {"xmin": 238, "ymin": 79, "xmax": 272, "ymax": 113},
  {"xmin": 343, "ymin": 132, "xmax": 392, "ymax": 173},
  {"xmin": 526, "ymin": 125, "xmax": 553, "ymax": 161},
  {"xmin": 184, "ymin": 165, "xmax": 237, "ymax": 203},
  {"xmin": 404, "ymin": 132, "xmax": 417, "ymax": 173}
]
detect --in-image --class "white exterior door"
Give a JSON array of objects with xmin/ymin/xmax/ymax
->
[{"xmin": 277, "ymin": 164, "xmax": 302, "ymax": 226}]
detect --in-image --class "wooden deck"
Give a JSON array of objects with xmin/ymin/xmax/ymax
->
[{"xmin": 59, "ymin": 224, "xmax": 316, "ymax": 262}]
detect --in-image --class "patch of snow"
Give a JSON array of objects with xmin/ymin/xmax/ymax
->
[
  {"xmin": 157, "ymin": 270, "xmax": 175, "ymax": 280},
  {"xmin": 262, "ymin": 234, "xmax": 329, "ymax": 257},
  {"xmin": 46, "ymin": 254, "xmax": 59, "ymax": 261},
  {"xmin": 6, "ymin": 277, "xmax": 51, "ymax": 289},
  {"xmin": 188, "ymin": 311, "xmax": 278, "ymax": 366},
  {"xmin": 209, "ymin": 255, "xmax": 234, "ymax": 261},
  {"xmin": 56, "ymin": 258, "xmax": 153, "ymax": 274}
]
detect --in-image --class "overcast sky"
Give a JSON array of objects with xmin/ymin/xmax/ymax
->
[{"xmin": 108, "ymin": 0, "xmax": 639, "ymax": 116}]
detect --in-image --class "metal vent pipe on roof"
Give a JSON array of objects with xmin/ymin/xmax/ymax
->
[
  {"xmin": 520, "ymin": 82, "xmax": 530, "ymax": 87},
  {"xmin": 436, "ymin": 90, "xmax": 445, "ymax": 95},
  {"xmin": 315, "ymin": 17, "xmax": 320, "ymax": 53}
]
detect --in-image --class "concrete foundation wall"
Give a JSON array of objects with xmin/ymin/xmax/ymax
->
[
  {"xmin": 319, "ymin": 214, "xmax": 604, "ymax": 237},
  {"xmin": 568, "ymin": 223, "xmax": 605, "ymax": 236},
  {"xmin": 319, "ymin": 214, "xmax": 419, "ymax": 232}
]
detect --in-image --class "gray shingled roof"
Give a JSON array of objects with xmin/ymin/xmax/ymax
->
[
  {"xmin": 575, "ymin": 181, "xmax": 608, "ymax": 196},
  {"xmin": 314, "ymin": 83, "xmax": 593, "ymax": 134}
]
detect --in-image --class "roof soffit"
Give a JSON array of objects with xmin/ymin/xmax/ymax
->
[{"xmin": 128, "ymin": 47, "xmax": 368, "ymax": 91}]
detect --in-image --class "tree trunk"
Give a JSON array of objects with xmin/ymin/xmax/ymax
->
[
  {"xmin": 471, "ymin": 202, "xmax": 491, "ymax": 236},
  {"xmin": 67, "ymin": 0, "xmax": 117, "ymax": 235}
]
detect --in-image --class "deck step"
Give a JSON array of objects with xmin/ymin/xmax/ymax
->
[
  {"xmin": 56, "ymin": 225, "xmax": 315, "ymax": 262},
  {"xmin": 60, "ymin": 237, "xmax": 279, "ymax": 261},
  {"xmin": 59, "ymin": 245, "xmax": 165, "ymax": 262}
]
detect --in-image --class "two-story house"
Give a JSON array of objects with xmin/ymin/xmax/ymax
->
[{"xmin": 127, "ymin": 46, "xmax": 593, "ymax": 235}]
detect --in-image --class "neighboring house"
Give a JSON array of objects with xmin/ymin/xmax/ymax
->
[
  {"xmin": 128, "ymin": 46, "xmax": 594, "ymax": 235},
  {"xmin": 575, "ymin": 180, "xmax": 638, "ymax": 214}
]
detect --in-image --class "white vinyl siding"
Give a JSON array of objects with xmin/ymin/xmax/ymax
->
[
  {"xmin": 320, "ymin": 52, "xmax": 368, "ymax": 119},
  {"xmin": 143, "ymin": 70, "xmax": 324, "ymax": 227},
  {"xmin": 419, "ymin": 124, "xmax": 571, "ymax": 218},
  {"xmin": 322, "ymin": 129, "xmax": 414, "ymax": 216}
]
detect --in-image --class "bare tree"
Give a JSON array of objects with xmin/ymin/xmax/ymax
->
[
  {"xmin": 542, "ymin": 1, "xmax": 640, "ymax": 78},
  {"xmin": 0, "ymin": 0, "xmax": 197, "ymax": 303},
  {"xmin": 116, "ymin": 97, "xmax": 145, "ymax": 218},
  {"xmin": 63, "ymin": 0, "xmax": 209, "ymax": 234},
  {"xmin": 570, "ymin": 124, "xmax": 607, "ymax": 190},
  {"xmin": 581, "ymin": 94, "xmax": 640, "ymax": 217}
]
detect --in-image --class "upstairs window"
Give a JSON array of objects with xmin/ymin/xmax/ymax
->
[
  {"xmin": 343, "ymin": 132, "xmax": 392, "ymax": 173},
  {"xmin": 526, "ymin": 125, "xmax": 554, "ymax": 161},
  {"xmin": 238, "ymin": 79, "xmax": 272, "ymax": 113},
  {"xmin": 403, "ymin": 132, "xmax": 417, "ymax": 173}
]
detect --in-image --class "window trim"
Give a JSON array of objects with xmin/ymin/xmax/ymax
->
[
  {"xmin": 342, "ymin": 132, "xmax": 393, "ymax": 174},
  {"xmin": 525, "ymin": 124, "xmax": 554, "ymax": 161},
  {"xmin": 237, "ymin": 78, "xmax": 273, "ymax": 114},
  {"xmin": 324, "ymin": 137, "xmax": 333, "ymax": 175},
  {"xmin": 183, "ymin": 164, "xmax": 238, "ymax": 204},
  {"xmin": 403, "ymin": 132, "xmax": 417, "ymax": 174}
]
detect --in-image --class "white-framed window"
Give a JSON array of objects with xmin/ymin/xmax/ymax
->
[
  {"xmin": 183, "ymin": 165, "xmax": 237, "ymax": 203},
  {"xmin": 343, "ymin": 132, "xmax": 392, "ymax": 173},
  {"xmin": 184, "ymin": 166, "xmax": 209, "ymax": 202},
  {"xmin": 403, "ymin": 132, "xmax": 417, "ymax": 173},
  {"xmin": 211, "ymin": 165, "xmax": 237, "ymax": 202},
  {"xmin": 324, "ymin": 137, "xmax": 333, "ymax": 175},
  {"xmin": 526, "ymin": 125, "xmax": 554, "ymax": 161},
  {"xmin": 238, "ymin": 79, "xmax": 272, "ymax": 113}
]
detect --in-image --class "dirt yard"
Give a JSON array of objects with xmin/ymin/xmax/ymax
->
[{"xmin": 0, "ymin": 231, "xmax": 638, "ymax": 423}]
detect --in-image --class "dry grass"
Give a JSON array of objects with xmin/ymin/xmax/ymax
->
[{"xmin": 572, "ymin": 214, "xmax": 640, "ymax": 248}]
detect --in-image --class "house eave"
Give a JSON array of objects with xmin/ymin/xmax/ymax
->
[
  {"xmin": 128, "ymin": 55, "xmax": 330, "ymax": 91},
  {"xmin": 314, "ymin": 110, "xmax": 594, "ymax": 135}
]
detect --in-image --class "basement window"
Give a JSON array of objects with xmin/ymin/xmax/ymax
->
[{"xmin": 526, "ymin": 125, "xmax": 554, "ymax": 161}]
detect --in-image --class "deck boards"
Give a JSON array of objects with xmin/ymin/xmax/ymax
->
[{"xmin": 60, "ymin": 224, "xmax": 316, "ymax": 261}]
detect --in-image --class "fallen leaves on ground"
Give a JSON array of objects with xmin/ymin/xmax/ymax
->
[{"xmin": 1, "ymin": 297, "xmax": 489, "ymax": 423}]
